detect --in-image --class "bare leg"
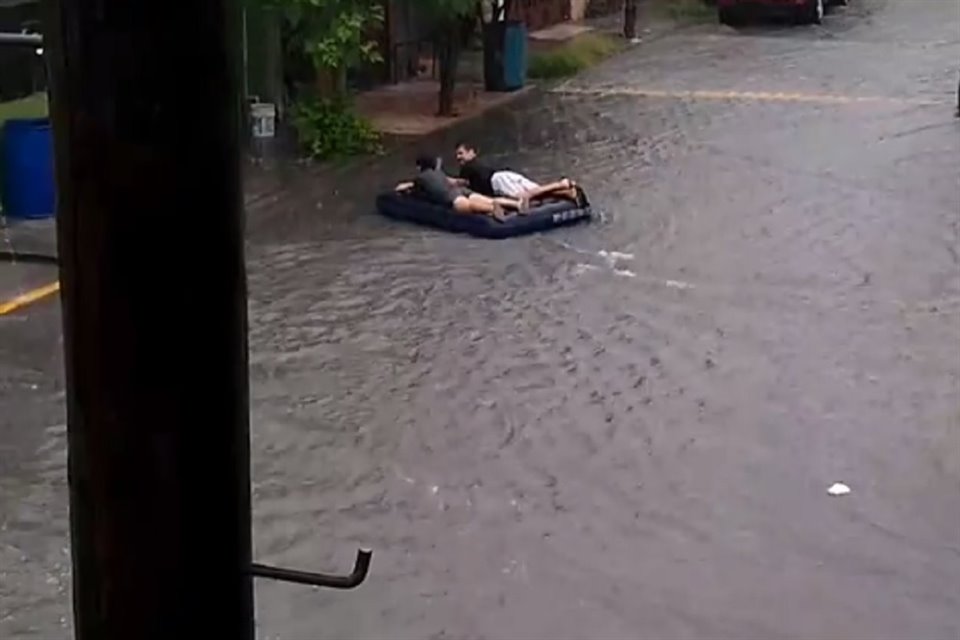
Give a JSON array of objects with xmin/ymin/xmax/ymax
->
[
  {"xmin": 454, "ymin": 194, "xmax": 507, "ymax": 221},
  {"xmin": 468, "ymin": 193, "xmax": 520, "ymax": 215},
  {"xmin": 518, "ymin": 178, "xmax": 578, "ymax": 211},
  {"xmin": 523, "ymin": 178, "xmax": 577, "ymax": 200},
  {"xmin": 491, "ymin": 196, "xmax": 522, "ymax": 211},
  {"xmin": 536, "ymin": 186, "xmax": 578, "ymax": 201}
]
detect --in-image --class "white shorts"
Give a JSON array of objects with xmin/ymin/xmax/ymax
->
[{"xmin": 490, "ymin": 171, "xmax": 540, "ymax": 198}]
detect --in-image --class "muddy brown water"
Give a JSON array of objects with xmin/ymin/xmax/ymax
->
[{"xmin": 2, "ymin": 0, "xmax": 959, "ymax": 637}]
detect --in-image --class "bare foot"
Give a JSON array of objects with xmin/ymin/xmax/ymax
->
[{"xmin": 575, "ymin": 186, "xmax": 589, "ymax": 208}]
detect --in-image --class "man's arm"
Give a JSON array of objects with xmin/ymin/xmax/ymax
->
[
  {"xmin": 395, "ymin": 181, "xmax": 415, "ymax": 192},
  {"xmin": 447, "ymin": 176, "xmax": 468, "ymax": 187}
]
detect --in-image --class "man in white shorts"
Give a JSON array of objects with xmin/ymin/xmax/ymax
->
[{"xmin": 454, "ymin": 142, "xmax": 580, "ymax": 211}]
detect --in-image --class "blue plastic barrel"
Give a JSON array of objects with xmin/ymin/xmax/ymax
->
[
  {"xmin": 1, "ymin": 118, "xmax": 56, "ymax": 219},
  {"xmin": 502, "ymin": 22, "xmax": 528, "ymax": 91}
]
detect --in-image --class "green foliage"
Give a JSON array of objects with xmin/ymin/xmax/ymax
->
[
  {"xmin": 303, "ymin": 1, "xmax": 384, "ymax": 70},
  {"xmin": 253, "ymin": 0, "xmax": 384, "ymax": 79},
  {"xmin": 528, "ymin": 34, "xmax": 623, "ymax": 80},
  {"xmin": 529, "ymin": 52, "xmax": 584, "ymax": 79},
  {"xmin": 290, "ymin": 97, "xmax": 381, "ymax": 160}
]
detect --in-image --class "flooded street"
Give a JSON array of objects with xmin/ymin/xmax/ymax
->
[{"xmin": 2, "ymin": 0, "xmax": 959, "ymax": 638}]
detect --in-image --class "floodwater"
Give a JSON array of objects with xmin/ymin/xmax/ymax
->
[{"xmin": 2, "ymin": 0, "xmax": 959, "ymax": 637}]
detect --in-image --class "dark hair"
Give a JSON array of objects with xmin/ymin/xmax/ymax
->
[
  {"xmin": 415, "ymin": 154, "xmax": 439, "ymax": 171},
  {"xmin": 454, "ymin": 141, "xmax": 475, "ymax": 152}
]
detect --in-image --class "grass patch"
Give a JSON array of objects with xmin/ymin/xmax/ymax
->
[
  {"xmin": 528, "ymin": 33, "xmax": 625, "ymax": 81},
  {"xmin": 652, "ymin": 0, "xmax": 717, "ymax": 23},
  {"xmin": 0, "ymin": 93, "xmax": 49, "ymax": 127}
]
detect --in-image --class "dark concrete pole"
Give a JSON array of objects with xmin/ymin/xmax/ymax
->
[{"xmin": 42, "ymin": 1, "xmax": 254, "ymax": 638}]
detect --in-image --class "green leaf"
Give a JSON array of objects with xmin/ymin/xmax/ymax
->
[
  {"xmin": 252, "ymin": 0, "xmax": 386, "ymax": 85},
  {"xmin": 291, "ymin": 97, "xmax": 381, "ymax": 161}
]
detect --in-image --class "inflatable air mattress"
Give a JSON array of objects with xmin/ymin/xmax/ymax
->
[{"xmin": 376, "ymin": 190, "xmax": 592, "ymax": 239}]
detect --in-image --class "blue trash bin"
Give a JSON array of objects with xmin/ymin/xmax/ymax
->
[
  {"xmin": 502, "ymin": 22, "xmax": 528, "ymax": 91},
  {"xmin": 1, "ymin": 118, "xmax": 56, "ymax": 219}
]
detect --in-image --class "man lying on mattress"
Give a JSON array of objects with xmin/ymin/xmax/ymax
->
[
  {"xmin": 454, "ymin": 141, "xmax": 581, "ymax": 211},
  {"xmin": 395, "ymin": 155, "xmax": 522, "ymax": 222}
]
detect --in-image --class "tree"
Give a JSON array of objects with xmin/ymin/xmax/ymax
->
[
  {"xmin": 252, "ymin": 0, "xmax": 384, "ymax": 99},
  {"xmin": 422, "ymin": 0, "xmax": 478, "ymax": 116},
  {"xmin": 244, "ymin": 0, "xmax": 385, "ymax": 159},
  {"xmin": 482, "ymin": 0, "xmax": 514, "ymax": 22},
  {"xmin": 623, "ymin": 0, "xmax": 638, "ymax": 40},
  {"xmin": 478, "ymin": 0, "xmax": 516, "ymax": 92}
]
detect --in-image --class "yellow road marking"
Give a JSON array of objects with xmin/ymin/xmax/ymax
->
[
  {"xmin": 551, "ymin": 86, "xmax": 936, "ymax": 105},
  {"xmin": 0, "ymin": 281, "xmax": 61, "ymax": 316}
]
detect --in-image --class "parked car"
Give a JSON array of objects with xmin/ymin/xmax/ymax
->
[{"xmin": 718, "ymin": 0, "xmax": 845, "ymax": 25}]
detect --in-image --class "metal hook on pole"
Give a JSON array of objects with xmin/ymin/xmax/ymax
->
[{"xmin": 250, "ymin": 548, "xmax": 372, "ymax": 590}]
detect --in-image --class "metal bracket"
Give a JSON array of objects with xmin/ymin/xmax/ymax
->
[{"xmin": 250, "ymin": 548, "xmax": 372, "ymax": 590}]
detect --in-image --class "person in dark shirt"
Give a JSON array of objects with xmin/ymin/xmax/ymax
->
[
  {"xmin": 456, "ymin": 155, "xmax": 497, "ymax": 196},
  {"xmin": 454, "ymin": 142, "xmax": 581, "ymax": 210},
  {"xmin": 395, "ymin": 155, "xmax": 522, "ymax": 221}
]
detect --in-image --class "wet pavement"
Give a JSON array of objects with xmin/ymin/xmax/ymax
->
[{"xmin": 2, "ymin": 0, "xmax": 959, "ymax": 637}]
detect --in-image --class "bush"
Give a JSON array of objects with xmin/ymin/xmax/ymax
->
[
  {"xmin": 528, "ymin": 33, "xmax": 623, "ymax": 80},
  {"xmin": 529, "ymin": 51, "xmax": 586, "ymax": 79},
  {"xmin": 290, "ymin": 97, "xmax": 381, "ymax": 160}
]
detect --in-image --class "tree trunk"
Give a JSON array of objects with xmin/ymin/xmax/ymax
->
[
  {"xmin": 484, "ymin": 0, "xmax": 512, "ymax": 23},
  {"xmin": 316, "ymin": 65, "xmax": 347, "ymax": 99},
  {"xmin": 437, "ymin": 32, "xmax": 460, "ymax": 117},
  {"xmin": 623, "ymin": 0, "xmax": 638, "ymax": 40}
]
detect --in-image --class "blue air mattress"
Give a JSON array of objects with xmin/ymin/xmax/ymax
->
[{"xmin": 376, "ymin": 190, "xmax": 592, "ymax": 239}]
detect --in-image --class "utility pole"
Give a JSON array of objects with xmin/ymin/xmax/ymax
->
[{"xmin": 42, "ymin": 1, "xmax": 254, "ymax": 637}]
